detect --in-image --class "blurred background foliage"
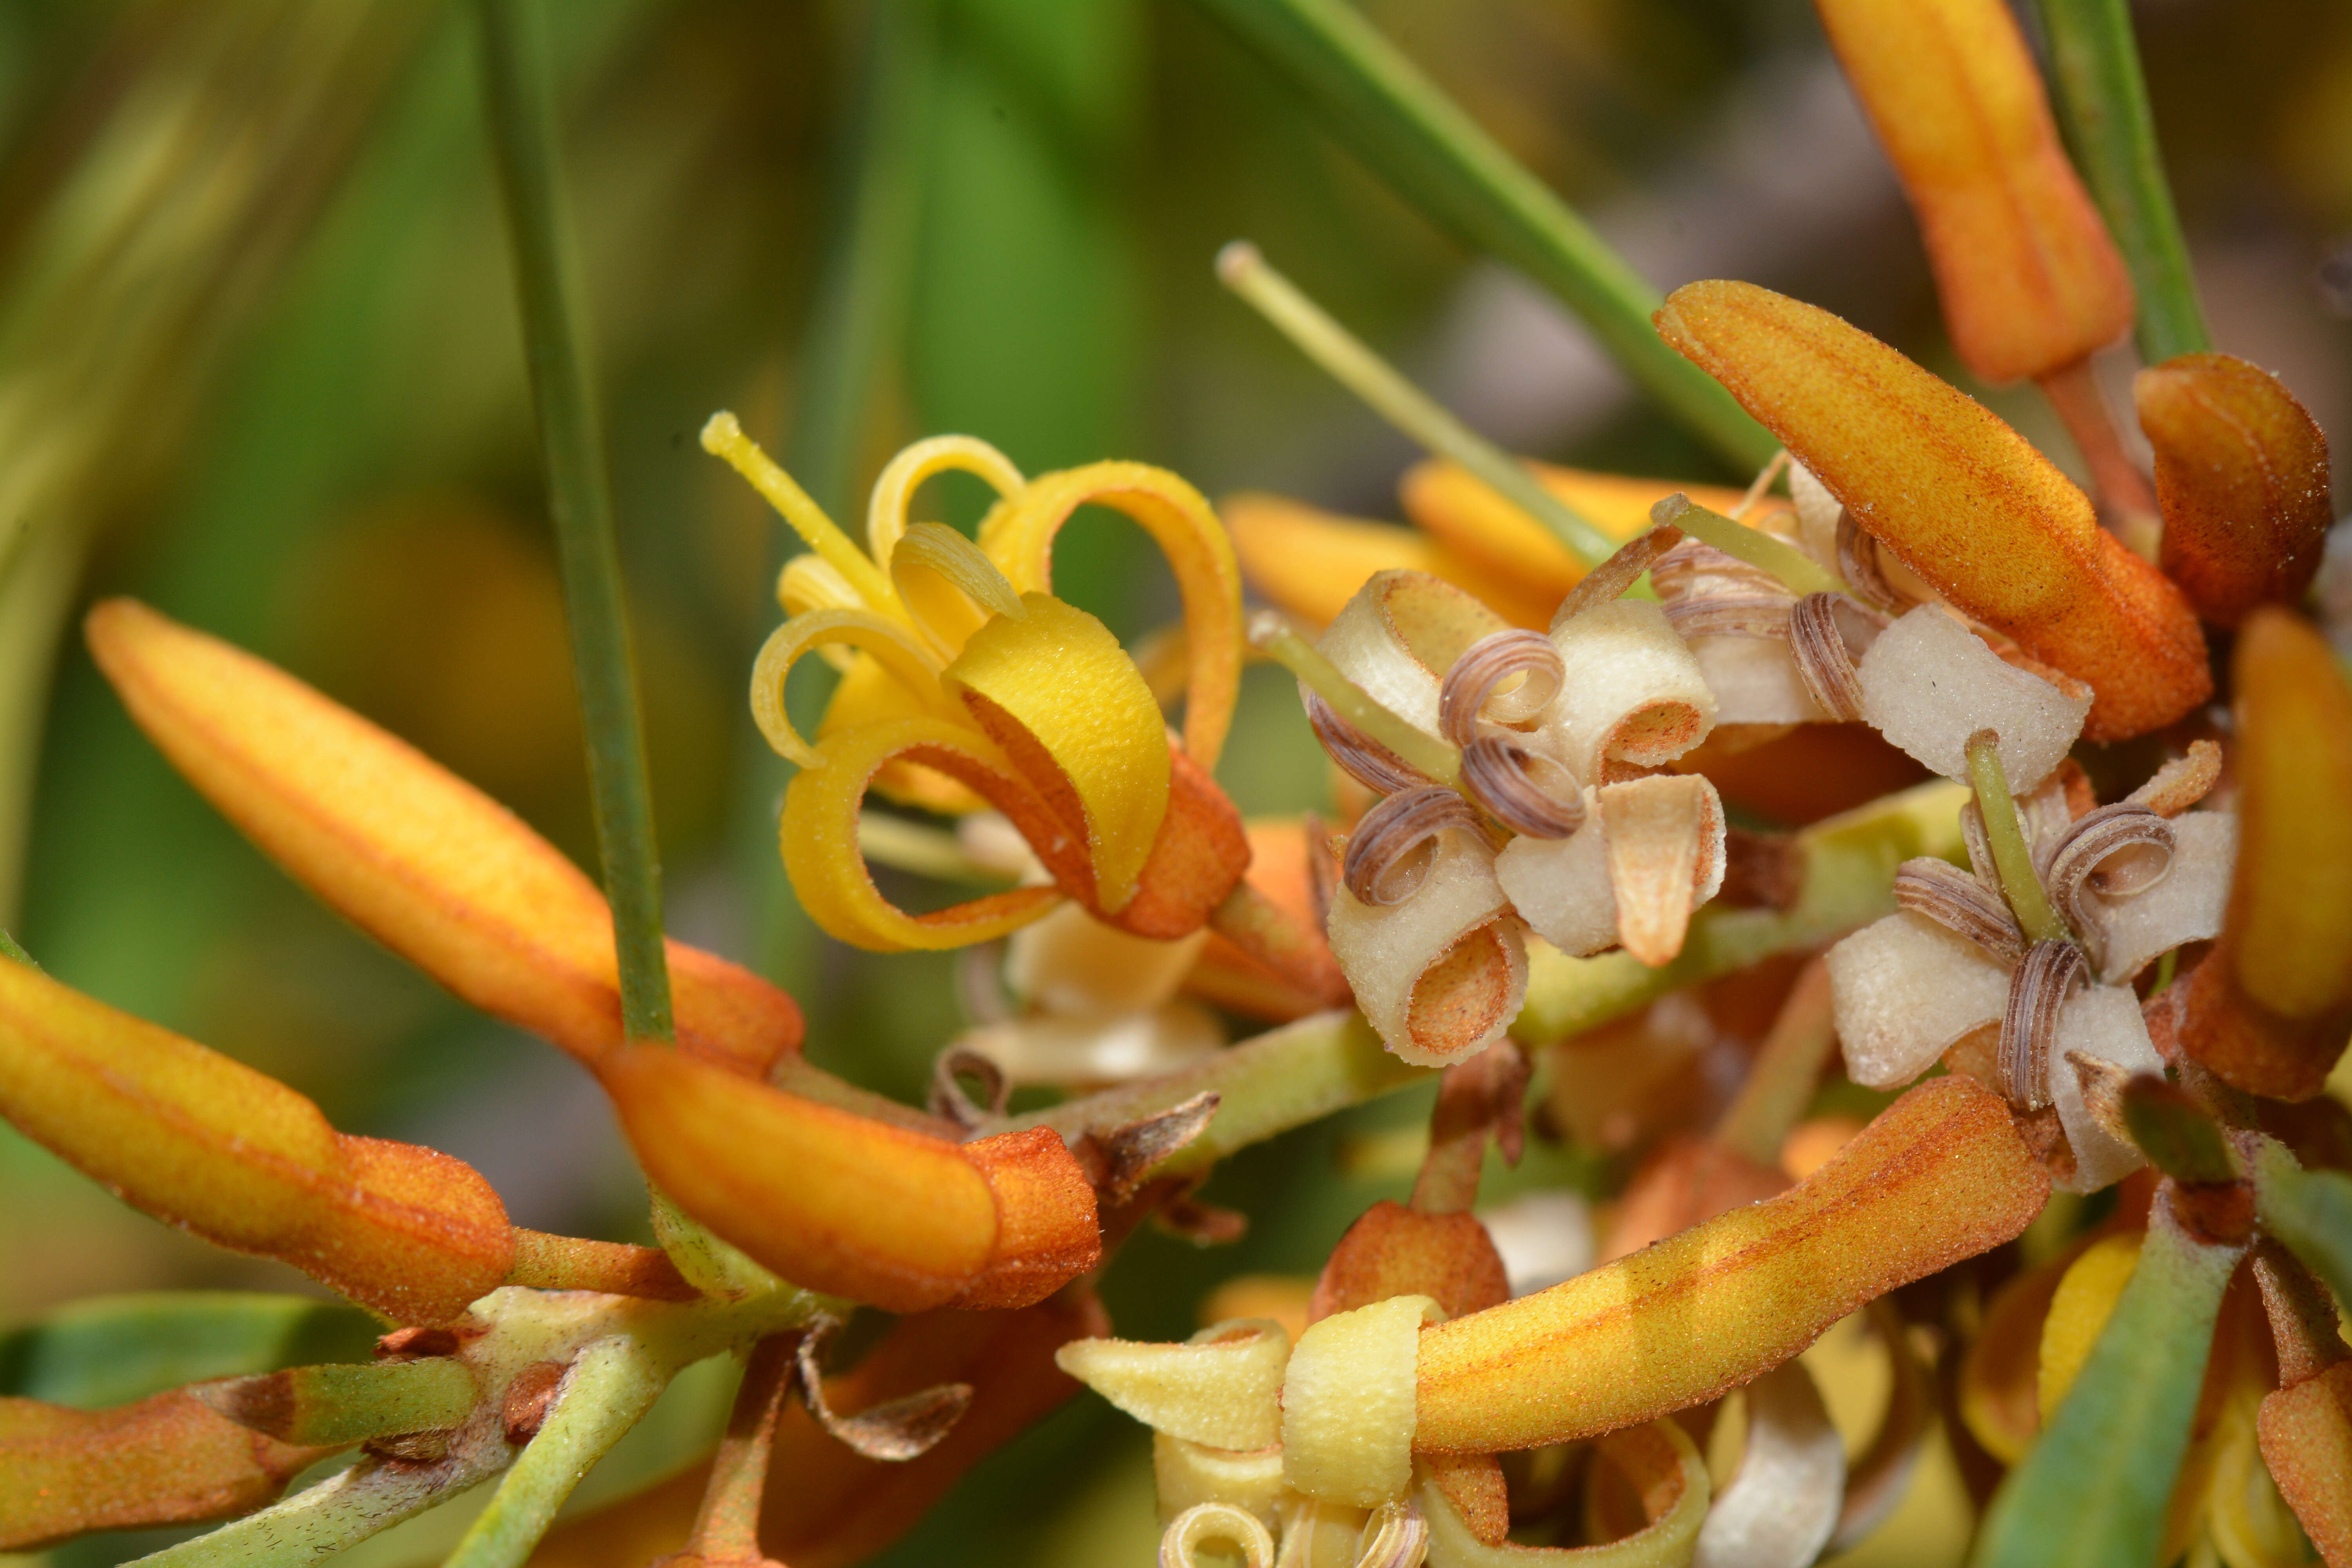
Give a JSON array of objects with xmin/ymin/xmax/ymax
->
[{"xmin": 0, "ymin": 0, "xmax": 2345, "ymax": 1563}]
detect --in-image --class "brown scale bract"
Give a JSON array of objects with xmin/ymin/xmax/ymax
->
[
  {"xmin": 1654, "ymin": 280, "xmax": 2209, "ymax": 741},
  {"xmin": 1411, "ymin": 1074, "xmax": 2048, "ymax": 1453}
]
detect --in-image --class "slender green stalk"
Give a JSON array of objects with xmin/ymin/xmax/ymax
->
[
  {"xmin": 477, "ymin": 0, "xmax": 673, "ymax": 1044},
  {"xmin": 1651, "ymin": 494, "xmax": 1845, "ymax": 597},
  {"xmin": 1188, "ymin": 0, "xmax": 1776, "ymax": 471},
  {"xmin": 1248, "ymin": 610, "xmax": 1463, "ymax": 786},
  {"xmin": 1965, "ymin": 731, "xmax": 2069, "ymax": 944},
  {"xmin": 1970, "ymin": 1197, "xmax": 2242, "ymax": 1568},
  {"xmin": 1218, "ymin": 242, "xmax": 1615, "ymax": 566},
  {"xmin": 2030, "ymin": 0, "xmax": 2211, "ymax": 364}
]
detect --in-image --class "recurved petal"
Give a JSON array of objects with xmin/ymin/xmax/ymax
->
[
  {"xmin": 596, "ymin": 1045, "xmax": 1098, "ymax": 1313},
  {"xmin": 1813, "ymin": 0, "xmax": 2133, "ymax": 384},
  {"xmin": 85, "ymin": 600, "xmax": 800, "ymax": 1076},
  {"xmin": 1412, "ymin": 1074, "xmax": 2048, "ymax": 1453},
  {"xmin": 0, "ymin": 960, "xmax": 513, "ymax": 1324},
  {"xmin": 1653, "ymin": 281, "xmax": 2209, "ymax": 740},
  {"xmin": 2140, "ymin": 354, "xmax": 2334, "ymax": 627},
  {"xmin": 0, "ymin": 1390, "xmax": 329, "ymax": 1550}
]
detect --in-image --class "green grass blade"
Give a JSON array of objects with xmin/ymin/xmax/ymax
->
[
  {"xmin": 476, "ymin": 0, "xmax": 673, "ymax": 1044},
  {"xmin": 1970, "ymin": 1201, "xmax": 2242, "ymax": 1568},
  {"xmin": 2030, "ymin": 0, "xmax": 2212, "ymax": 363},
  {"xmin": 1187, "ymin": 0, "xmax": 1777, "ymax": 471}
]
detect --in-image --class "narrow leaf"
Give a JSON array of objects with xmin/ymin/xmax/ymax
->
[
  {"xmin": 193, "ymin": 1357, "xmax": 477, "ymax": 1447},
  {"xmin": 1970, "ymin": 1195, "xmax": 2244, "ymax": 1568},
  {"xmin": 0, "ymin": 1293, "xmax": 376, "ymax": 1410}
]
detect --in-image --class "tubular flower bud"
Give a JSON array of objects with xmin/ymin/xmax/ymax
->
[
  {"xmin": 1655, "ymin": 280, "xmax": 2209, "ymax": 740},
  {"xmin": 0, "ymin": 1390, "xmax": 330, "ymax": 1550},
  {"xmin": 0, "ymin": 958, "xmax": 514, "ymax": 1324},
  {"xmin": 85, "ymin": 599, "xmax": 800, "ymax": 1077},
  {"xmin": 597, "ymin": 1045, "xmax": 1100, "ymax": 1312},
  {"xmin": 719, "ymin": 420, "xmax": 1250, "ymax": 951},
  {"xmin": 1812, "ymin": 0, "xmax": 2133, "ymax": 385},
  {"xmin": 1411, "ymin": 1074, "xmax": 2048, "ymax": 1453},
  {"xmin": 2180, "ymin": 608, "xmax": 2352, "ymax": 1099},
  {"xmin": 2137, "ymin": 353, "xmax": 2335, "ymax": 627}
]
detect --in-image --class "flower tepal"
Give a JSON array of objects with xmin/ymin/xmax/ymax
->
[{"xmin": 711, "ymin": 417, "xmax": 1250, "ymax": 953}]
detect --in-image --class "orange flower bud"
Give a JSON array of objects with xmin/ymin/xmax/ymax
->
[
  {"xmin": 1655, "ymin": 280, "xmax": 2209, "ymax": 739},
  {"xmin": 2259, "ymin": 1362, "xmax": 2352, "ymax": 1565},
  {"xmin": 1813, "ymin": 0, "xmax": 2133, "ymax": 384},
  {"xmin": 597, "ymin": 1046, "xmax": 1099, "ymax": 1313},
  {"xmin": 1412, "ymin": 1073, "xmax": 2047, "ymax": 1452},
  {"xmin": 2137, "ymin": 353, "xmax": 2334, "ymax": 626},
  {"xmin": 85, "ymin": 599, "xmax": 799, "ymax": 1077},
  {"xmin": 0, "ymin": 959, "xmax": 513, "ymax": 1322},
  {"xmin": 0, "ymin": 1390, "xmax": 329, "ymax": 1549},
  {"xmin": 2180, "ymin": 608, "xmax": 2352, "ymax": 1099}
]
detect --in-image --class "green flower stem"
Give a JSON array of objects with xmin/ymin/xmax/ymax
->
[
  {"xmin": 442, "ymin": 1337, "xmax": 669, "ymax": 1568},
  {"xmin": 1964, "ymin": 731, "xmax": 2070, "ymax": 944},
  {"xmin": 477, "ymin": 0, "xmax": 674, "ymax": 1045},
  {"xmin": 1187, "ymin": 0, "xmax": 1778, "ymax": 472},
  {"xmin": 1218, "ymin": 241, "xmax": 1616, "ymax": 567},
  {"xmin": 2029, "ymin": 0, "xmax": 2211, "ymax": 365},
  {"xmin": 199, "ymin": 1358, "xmax": 478, "ymax": 1448},
  {"xmin": 1969, "ymin": 1193, "xmax": 2243, "ymax": 1568},
  {"xmin": 1249, "ymin": 610, "xmax": 1462, "ymax": 786},
  {"xmin": 2252, "ymin": 1136, "xmax": 2352, "ymax": 1312},
  {"xmin": 1020, "ymin": 780, "xmax": 1972, "ymax": 1169},
  {"xmin": 131, "ymin": 1447, "xmax": 515, "ymax": 1568},
  {"xmin": 1650, "ymin": 494, "xmax": 1846, "ymax": 597}
]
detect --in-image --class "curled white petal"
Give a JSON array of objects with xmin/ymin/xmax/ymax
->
[
  {"xmin": 1494, "ymin": 799, "xmax": 1616, "ymax": 958},
  {"xmin": 1857, "ymin": 606, "xmax": 2088, "ymax": 790},
  {"xmin": 956, "ymin": 1002, "xmax": 1223, "ymax": 1088},
  {"xmin": 1162, "ymin": 1502, "xmax": 1278, "ymax": 1568},
  {"xmin": 1689, "ymin": 635, "xmax": 1830, "ymax": 726},
  {"xmin": 1543, "ymin": 599, "xmax": 1718, "ymax": 779},
  {"xmin": 1320, "ymin": 571, "xmax": 1509, "ymax": 739},
  {"xmin": 2083, "ymin": 810, "xmax": 2236, "ymax": 985},
  {"xmin": 1328, "ymin": 833, "xmax": 1527, "ymax": 1067},
  {"xmin": 1826, "ymin": 911, "xmax": 2012, "ymax": 1089},
  {"xmin": 1789, "ymin": 459, "xmax": 1840, "ymax": 558},
  {"xmin": 1693, "ymin": 1358, "xmax": 1844, "ymax": 1568},
  {"xmin": 1155, "ymin": 1433, "xmax": 1287, "ymax": 1527},
  {"xmin": 2049, "ymin": 984, "xmax": 2163, "ymax": 1194},
  {"xmin": 1005, "ymin": 901, "xmax": 1208, "ymax": 1016},
  {"xmin": 1601, "ymin": 775, "xmax": 1727, "ymax": 968}
]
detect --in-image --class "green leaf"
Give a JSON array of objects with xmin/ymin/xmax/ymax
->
[
  {"xmin": 477, "ymin": 0, "xmax": 674, "ymax": 1046},
  {"xmin": 2256, "ymin": 1154, "xmax": 2352, "ymax": 1313},
  {"xmin": 0, "ymin": 1292, "xmax": 377, "ymax": 1409},
  {"xmin": 195, "ymin": 1358, "xmax": 478, "ymax": 1447},
  {"xmin": 2028, "ymin": 0, "xmax": 2211, "ymax": 364},
  {"xmin": 1185, "ymin": 0, "xmax": 1777, "ymax": 472},
  {"xmin": 1970, "ymin": 1201, "xmax": 2243, "ymax": 1568}
]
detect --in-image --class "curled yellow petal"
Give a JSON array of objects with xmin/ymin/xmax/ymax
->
[
  {"xmin": 85, "ymin": 599, "xmax": 800, "ymax": 1076},
  {"xmin": 1282, "ymin": 1294, "xmax": 1443, "ymax": 1506},
  {"xmin": 777, "ymin": 553, "xmax": 865, "ymax": 619},
  {"xmin": 1056, "ymin": 1319, "xmax": 1290, "ymax": 1450},
  {"xmin": 890, "ymin": 521, "xmax": 1026, "ymax": 659},
  {"xmin": 1413, "ymin": 1074, "xmax": 2048, "ymax": 1453},
  {"xmin": 980, "ymin": 461, "xmax": 1244, "ymax": 768},
  {"xmin": 864, "ymin": 432, "xmax": 1027, "ymax": 570},
  {"xmin": 779, "ymin": 715, "xmax": 1067, "ymax": 951},
  {"xmin": 0, "ymin": 959, "xmax": 513, "ymax": 1323},
  {"xmin": 945, "ymin": 594, "xmax": 1172, "ymax": 916},
  {"xmin": 749, "ymin": 608, "xmax": 948, "ymax": 768}
]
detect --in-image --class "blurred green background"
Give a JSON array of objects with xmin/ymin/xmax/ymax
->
[{"xmin": 0, "ymin": 0, "xmax": 2345, "ymax": 1563}]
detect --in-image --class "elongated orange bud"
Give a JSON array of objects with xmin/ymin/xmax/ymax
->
[
  {"xmin": 0, "ymin": 1390, "xmax": 329, "ymax": 1549},
  {"xmin": 2180, "ymin": 608, "xmax": 2352, "ymax": 1099},
  {"xmin": 1656, "ymin": 281, "xmax": 2209, "ymax": 739},
  {"xmin": 1813, "ymin": 0, "xmax": 2132, "ymax": 384},
  {"xmin": 2138, "ymin": 354, "xmax": 2334, "ymax": 626},
  {"xmin": 0, "ymin": 959, "xmax": 514, "ymax": 1323},
  {"xmin": 1399, "ymin": 458, "xmax": 1748, "ymax": 596},
  {"xmin": 1412, "ymin": 1074, "xmax": 2047, "ymax": 1452},
  {"xmin": 597, "ymin": 1046, "xmax": 1099, "ymax": 1312},
  {"xmin": 85, "ymin": 600, "xmax": 799, "ymax": 1076}
]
